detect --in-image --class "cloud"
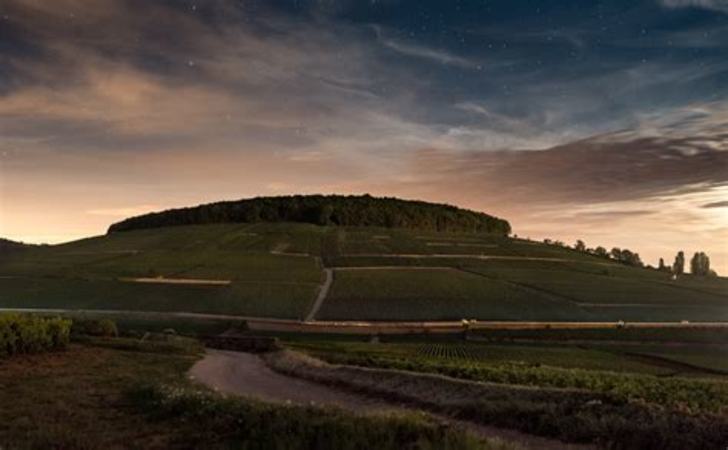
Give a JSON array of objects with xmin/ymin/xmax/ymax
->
[
  {"xmin": 2, "ymin": 0, "xmax": 728, "ymax": 273},
  {"xmin": 659, "ymin": 0, "xmax": 728, "ymax": 14},
  {"xmin": 380, "ymin": 39, "xmax": 477, "ymax": 68},
  {"xmin": 372, "ymin": 26, "xmax": 477, "ymax": 68},
  {"xmin": 385, "ymin": 125, "xmax": 727, "ymax": 208},
  {"xmin": 703, "ymin": 201, "xmax": 728, "ymax": 208}
]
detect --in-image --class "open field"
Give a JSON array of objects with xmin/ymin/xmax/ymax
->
[
  {"xmin": 1, "ymin": 222, "xmax": 726, "ymax": 322},
  {"xmin": 2, "ymin": 312, "xmax": 728, "ymax": 449},
  {"xmin": 0, "ymin": 332, "xmax": 521, "ymax": 450},
  {"xmin": 319, "ymin": 268, "xmax": 592, "ymax": 321}
]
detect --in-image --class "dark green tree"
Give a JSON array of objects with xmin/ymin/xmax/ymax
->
[
  {"xmin": 690, "ymin": 252, "xmax": 711, "ymax": 276},
  {"xmin": 673, "ymin": 251, "xmax": 685, "ymax": 276}
]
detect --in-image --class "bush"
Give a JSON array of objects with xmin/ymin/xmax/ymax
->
[
  {"xmin": 71, "ymin": 318, "xmax": 119, "ymax": 338},
  {"xmin": 0, "ymin": 314, "xmax": 71, "ymax": 358},
  {"xmin": 129, "ymin": 384, "xmax": 496, "ymax": 450}
]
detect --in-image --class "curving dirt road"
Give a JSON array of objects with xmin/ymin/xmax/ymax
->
[
  {"xmin": 189, "ymin": 349, "xmax": 394, "ymax": 410},
  {"xmin": 190, "ymin": 350, "xmax": 594, "ymax": 450}
]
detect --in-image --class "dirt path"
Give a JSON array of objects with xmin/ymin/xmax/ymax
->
[
  {"xmin": 119, "ymin": 277, "xmax": 231, "ymax": 286},
  {"xmin": 189, "ymin": 350, "xmax": 391, "ymax": 410},
  {"xmin": 341, "ymin": 253, "xmax": 571, "ymax": 262},
  {"xmin": 305, "ymin": 269, "xmax": 333, "ymax": 322},
  {"xmin": 190, "ymin": 351, "xmax": 594, "ymax": 450}
]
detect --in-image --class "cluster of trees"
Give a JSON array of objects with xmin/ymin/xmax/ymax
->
[
  {"xmin": 657, "ymin": 251, "xmax": 716, "ymax": 276},
  {"xmin": 108, "ymin": 195, "xmax": 512, "ymax": 235},
  {"xmin": 690, "ymin": 252, "xmax": 714, "ymax": 276},
  {"xmin": 543, "ymin": 238, "xmax": 645, "ymax": 267},
  {"xmin": 609, "ymin": 247, "xmax": 644, "ymax": 267},
  {"xmin": 545, "ymin": 238, "xmax": 718, "ymax": 276}
]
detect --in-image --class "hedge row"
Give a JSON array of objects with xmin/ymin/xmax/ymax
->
[{"xmin": 0, "ymin": 314, "xmax": 71, "ymax": 358}]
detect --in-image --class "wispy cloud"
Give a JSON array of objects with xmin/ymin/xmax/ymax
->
[
  {"xmin": 372, "ymin": 25, "xmax": 478, "ymax": 68},
  {"xmin": 660, "ymin": 0, "xmax": 728, "ymax": 14},
  {"xmin": 703, "ymin": 201, "xmax": 728, "ymax": 208}
]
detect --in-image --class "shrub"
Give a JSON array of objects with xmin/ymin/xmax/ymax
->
[
  {"xmin": 0, "ymin": 314, "xmax": 71, "ymax": 358},
  {"xmin": 71, "ymin": 318, "xmax": 119, "ymax": 338},
  {"xmin": 129, "ymin": 384, "xmax": 498, "ymax": 450}
]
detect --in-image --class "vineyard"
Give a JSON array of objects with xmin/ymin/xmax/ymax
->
[
  {"xmin": 293, "ymin": 340, "xmax": 728, "ymax": 414},
  {"xmin": 1, "ymin": 220, "xmax": 726, "ymax": 321},
  {"xmin": 416, "ymin": 344, "xmax": 489, "ymax": 360}
]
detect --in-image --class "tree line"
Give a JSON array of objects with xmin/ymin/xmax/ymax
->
[
  {"xmin": 108, "ymin": 195, "xmax": 512, "ymax": 235},
  {"xmin": 543, "ymin": 239, "xmax": 718, "ymax": 276}
]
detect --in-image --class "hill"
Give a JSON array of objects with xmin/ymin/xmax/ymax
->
[
  {"xmin": 0, "ymin": 221, "xmax": 726, "ymax": 322},
  {"xmin": 107, "ymin": 195, "xmax": 511, "ymax": 235},
  {"xmin": 0, "ymin": 238, "xmax": 33, "ymax": 253}
]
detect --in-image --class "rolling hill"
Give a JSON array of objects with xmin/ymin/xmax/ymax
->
[
  {"xmin": 0, "ymin": 238, "xmax": 34, "ymax": 253},
  {"xmin": 1, "ymin": 197, "xmax": 726, "ymax": 322}
]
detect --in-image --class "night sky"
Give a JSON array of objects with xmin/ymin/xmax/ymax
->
[{"xmin": 1, "ymin": 0, "xmax": 727, "ymax": 272}]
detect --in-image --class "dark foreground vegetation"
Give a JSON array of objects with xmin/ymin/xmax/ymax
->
[
  {"xmin": 268, "ymin": 350, "xmax": 728, "ymax": 450},
  {"xmin": 130, "ymin": 384, "xmax": 489, "ymax": 450},
  {"xmin": 0, "ymin": 314, "xmax": 70, "ymax": 358},
  {"xmin": 0, "ymin": 319, "xmax": 501, "ymax": 450},
  {"xmin": 3, "ymin": 315, "xmax": 728, "ymax": 449},
  {"xmin": 294, "ymin": 342, "xmax": 728, "ymax": 412},
  {"xmin": 107, "ymin": 194, "xmax": 511, "ymax": 235}
]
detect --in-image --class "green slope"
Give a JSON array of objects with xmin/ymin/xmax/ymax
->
[{"xmin": 0, "ymin": 223, "xmax": 726, "ymax": 321}]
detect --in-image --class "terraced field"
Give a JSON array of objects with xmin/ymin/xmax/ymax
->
[
  {"xmin": 317, "ymin": 268, "xmax": 592, "ymax": 321},
  {"xmin": 1, "ymin": 222, "xmax": 726, "ymax": 321},
  {"xmin": 0, "ymin": 224, "xmax": 324, "ymax": 319}
]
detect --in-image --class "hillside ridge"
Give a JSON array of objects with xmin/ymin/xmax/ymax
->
[{"xmin": 107, "ymin": 194, "xmax": 511, "ymax": 235}]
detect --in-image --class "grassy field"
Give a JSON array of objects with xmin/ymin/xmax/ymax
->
[
  {"xmin": 318, "ymin": 268, "xmax": 593, "ymax": 321},
  {"xmin": 1, "ymin": 222, "xmax": 726, "ymax": 321},
  {"xmin": 471, "ymin": 326, "xmax": 728, "ymax": 343},
  {"xmin": 0, "ymin": 336, "xmax": 504, "ymax": 450},
  {"xmin": 289, "ymin": 340, "xmax": 674, "ymax": 375},
  {"xmin": 2, "ymin": 314, "xmax": 728, "ymax": 449}
]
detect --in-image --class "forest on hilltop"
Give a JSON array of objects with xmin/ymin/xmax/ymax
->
[{"xmin": 108, "ymin": 195, "xmax": 511, "ymax": 235}]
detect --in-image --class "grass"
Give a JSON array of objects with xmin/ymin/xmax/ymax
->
[
  {"xmin": 267, "ymin": 349, "xmax": 728, "ymax": 450},
  {"xmin": 0, "ymin": 336, "xmax": 504, "ymax": 450},
  {"xmin": 413, "ymin": 343, "xmax": 675, "ymax": 375},
  {"xmin": 610, "ymin": 345, "xmax": 728, "ymax": 374},
  {"xmin": 0, "ymin": 339, "xmax": 200, "ymax": 449},
  {"xmin": 130, "ymin": 384, "xmax": 500, "ymax": 450},
  {"xmin": 318, "ymin": 268, "xmax": 592, "ymax": 321},
  {"xmin": 1, "ymin": 222, "xmax": 726, "ymax": 321},
  {"xmin": 289, "ymin": 340, "xmax": 728, "ymax": 413},
  {"xmin": 471, "ymin": 326, "xmax": 728, "ymax": 343},
  {"xmin": 0, "ymin": 276, "xmax": 318, "ymax": 319},
  {"xmin": 286, "ymin": 339, "xmax": 702, "ymax": 376},
  {"xmin": 462, "ymin": 264, "xmax": 728, "ymax": 306}
]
